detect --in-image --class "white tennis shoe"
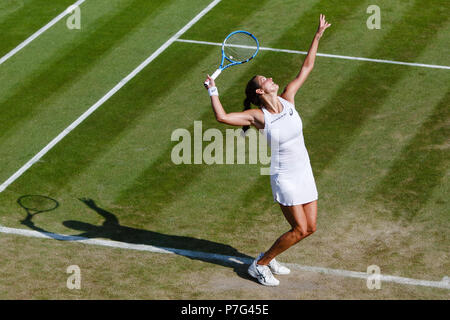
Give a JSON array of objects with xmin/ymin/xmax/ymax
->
[
  {"xmin": 248, "ymin": 254, "xmax": 279, "ymax": 287},
  {"xmin": 268, "ymin": 257, "xmax": 291, "ymax": 275}
]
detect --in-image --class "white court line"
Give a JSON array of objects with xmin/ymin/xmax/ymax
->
[
  {"xmin": 176, "ymin": 39, "xmax": 450, "ymax": 70},
  {"xmin": 0, "ymin": 0, "xmax": 222, "ymax": 193},
  {"xmin": 0, "ymin": 0, "xmax": 87, "ymax": 66},
  {"xmin": 1, "ymin": 225, "xmax": 449, "ymax": 290}
]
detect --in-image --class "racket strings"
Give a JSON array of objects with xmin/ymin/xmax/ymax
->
[{"xmin": 223, "ymin": 33, "xmax": 258, "ymax": 62}]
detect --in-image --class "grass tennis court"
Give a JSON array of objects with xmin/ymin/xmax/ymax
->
[{"xmin": 0, "ymin": 0, "xmax": 449, "ymax": 299}]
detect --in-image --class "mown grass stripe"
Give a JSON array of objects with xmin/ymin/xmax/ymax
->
[
  {"xmin": 313, "ymin": 20, "xmax": 450, "ymax": 221},
  {"xmin": 2, "ymin": 1, "xmax": 261, "ymax": 202},
  {"xmin": 305, "ymin": 1, "xmax": 449, "ymax": 180},
  {"xmin": 0, "ymin": 0, "xmax": 76, "ymax": 58},
  {"xmin": 0, "ymin": 0, "xmax": 169, "ymax": 144},
  {"xmin": 370, "ymin": 89, "xmax": 450, "ymax": 221},
  {"xmin": 0, "ymin": 0, "xmax": 223, "ymax": 194},
  {"xmin": 0, "ymin": 0, "xmax": 87, "ymax": 66},
  {"xmin": 3, "ymin": 0, "xmax": 272, "ymax": 202},
  {"xmin": 0, "ymin": 0, "xmax": 134, "ymax": 101}
]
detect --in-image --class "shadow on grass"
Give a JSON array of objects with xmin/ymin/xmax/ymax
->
[{"xmin": 19, "ymin": 196, "xmax": 257, "ymax": 284}]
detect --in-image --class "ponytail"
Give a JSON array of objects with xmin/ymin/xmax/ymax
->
[
  {"xmin": 242, "ymin": 75, "xmax": 261, "ymax": 134},
  {"xmin": 242, "ymin": 97, "xmax": 252, "ymax": 133}
]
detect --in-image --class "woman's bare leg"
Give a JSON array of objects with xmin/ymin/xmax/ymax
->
[
  {"xmin": 257, "ymin": 200, "xmax": 318, "ymax": 265},
  {"xmin": 303, "ymin": 200, "xmax": 318, "ymax": 233}
]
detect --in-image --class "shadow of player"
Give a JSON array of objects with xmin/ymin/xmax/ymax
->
[{"xmin": 20, "ymin": 197, "xmax": 256, "ymax": 283}]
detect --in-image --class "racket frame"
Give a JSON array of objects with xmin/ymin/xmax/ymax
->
[{"xmin": 205, "ymin": 30, "xmax": 259, "ymax": 86}]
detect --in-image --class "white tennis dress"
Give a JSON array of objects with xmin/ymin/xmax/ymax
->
[{"xmin": 261, "ymin": 96, "xmax": 318, "ymax": 206}]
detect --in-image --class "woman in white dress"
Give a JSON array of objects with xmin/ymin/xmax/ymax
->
[{"xmin": 204, "ymin": 14, "xmax": 331, "ymax": 286}]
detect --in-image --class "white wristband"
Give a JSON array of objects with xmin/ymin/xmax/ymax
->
[{"xmin": 208, "ymin": 86, "xmax": 218, "ymax": 96}]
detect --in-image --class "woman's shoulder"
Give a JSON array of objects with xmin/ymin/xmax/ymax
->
[{"xmin": 278, "ymin": 95, "xmax": 295, "ymax": 107}]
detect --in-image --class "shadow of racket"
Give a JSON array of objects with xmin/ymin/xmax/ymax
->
[{"xmin": 17, "ymin": 195, "xmax": 59, "ymax": 226}]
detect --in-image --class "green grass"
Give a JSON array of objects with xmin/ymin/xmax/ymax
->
[
  {"xmin": 0, "ymin": 0, "xmax": 449, "ymax": 299},
  {"xmin": 0, "ymin": 0, "xmax": 75, "ymax": 56},
  {"xmin": 370, "ymin": 90, "xmax": 449, "ymax": 221}
]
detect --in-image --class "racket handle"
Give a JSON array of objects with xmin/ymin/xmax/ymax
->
[
  {"xmin": 211, "ymin": 69, "xmax": 222, "ymax": 79},
  {"xmin": 204, "ymin": 69, "xmax": 222, "ymax": 87}
]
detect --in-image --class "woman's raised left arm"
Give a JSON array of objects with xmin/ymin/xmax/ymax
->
[{"xmin": 281, "ymin": 14, "xmax": 331, "ymax": 104}]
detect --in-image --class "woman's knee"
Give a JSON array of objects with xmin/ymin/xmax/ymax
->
[
  {"xmin": 307, "ymin": 223, "xmax": 317, "ymax": 234},
  {"xmin": 291, "ymin": 224, "xmax": 316, "ymax": 241},
  {"xmin": 291, "ymin": 227, "xmax": 308, "ymax": 242}
]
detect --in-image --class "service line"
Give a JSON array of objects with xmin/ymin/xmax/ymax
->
[{"xmin": 176, "ymin": 38, "xmax": 450, "ymax": 70}]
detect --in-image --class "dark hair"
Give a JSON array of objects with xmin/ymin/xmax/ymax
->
[{"xmin": 242, "ymin": 75, "xmax": 261, "ymax": 133}]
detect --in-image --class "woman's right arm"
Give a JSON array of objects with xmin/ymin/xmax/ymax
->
[{"xmin": 205, "ymin": 75, "xmax": 259, "ymax": 127}]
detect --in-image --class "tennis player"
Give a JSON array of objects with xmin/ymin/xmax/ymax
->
[{"xmin": 204, "ymin": 14, "xmax": 331, "ymax": 286}]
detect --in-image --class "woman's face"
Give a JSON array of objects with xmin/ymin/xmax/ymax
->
[{"xmin": 256, "ymin": 75, "xmax": 279, "ymax": 94}]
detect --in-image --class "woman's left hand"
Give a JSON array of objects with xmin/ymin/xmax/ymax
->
[{"xmin": 316, "ymin": 14, "xmax": 331, "ymax": 38}]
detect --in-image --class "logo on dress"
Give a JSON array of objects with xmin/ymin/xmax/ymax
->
[
  {"xmin": 271, "ymin": 112, "xmax": 287, "ymax": 124},
  {"xmin": 289, "ymin": 108, "xmax": 293, "ymax": 116}
]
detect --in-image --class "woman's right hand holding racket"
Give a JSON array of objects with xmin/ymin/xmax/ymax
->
[{"xmin": 204, "ymin": 74, "xmax": 215, "ymax": 89}]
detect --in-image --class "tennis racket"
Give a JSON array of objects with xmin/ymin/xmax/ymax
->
[{"xmin": 204, "ymin": 30, "xmax": 259, "ymax": 87}]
